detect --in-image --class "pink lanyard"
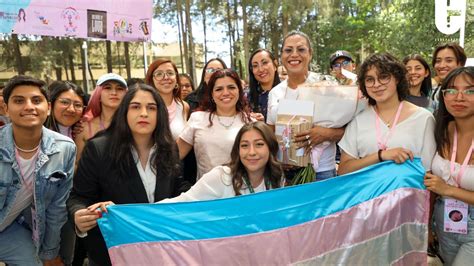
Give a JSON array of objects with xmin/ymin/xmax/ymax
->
[
  {"xmin": 449, "ymin": 127, "xmax": 474, "ymax": 187},
  {"xmin": 375, "ymin": 102, "xmax": 404, "ymax": 150}
]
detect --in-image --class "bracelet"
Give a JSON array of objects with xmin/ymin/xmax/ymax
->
[{"xmin": 378, "ymin": 149, "xmax": 384, "ymax": 162}]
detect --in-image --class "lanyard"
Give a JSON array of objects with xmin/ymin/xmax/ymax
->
[
  {"xmin": 375, "ymin": 102, "xmax": 404, "ymax": 150},
  {"xmin": 449, "ymin": 127, "xmax": 474, "ymax": 187},
  {"xmin": 243, "ymin": 175, "xmax": 271, "ymax": 194}
]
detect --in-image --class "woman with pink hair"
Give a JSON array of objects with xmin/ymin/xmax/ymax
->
[{"xmin": 75, "ymin": 73, "xmax": 127, "ymax": 162}]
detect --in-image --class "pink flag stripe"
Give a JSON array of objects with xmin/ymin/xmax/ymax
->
[{"xmin": 108, "ymin": 188, "xmax": 428, "ymax": 265}]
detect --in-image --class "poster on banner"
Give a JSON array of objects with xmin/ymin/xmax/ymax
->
[{"xmin": 0, "ymin": 0, "xmax": 152, "ymax": 42}]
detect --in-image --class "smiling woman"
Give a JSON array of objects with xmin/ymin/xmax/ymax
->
[
  {"xmin": 67, "ymin": 84, "xmax": 190, "ymax": 266},
  {"xmin": 162, "ymin": 121, "xmax": 284, "ymax": 202},
  {"xmin": 176, "ymin": 69, "xmax": 252, "ymax": 180},
  {"xmin": 74, "ymin": 73, "xmax": 128, "ymax": 163},
  {"xmin": 45, "ymin": 81, "xmax": 86, "ymax": 138},
  {"xmin": 403, "ymin": 54, "xmax": 432, "ymax": 109},
  {"xmin": 145, "ymin": 59, "xmax": 190, "ymax": 140},
  {"xmin": 338, "ymin": 53, "xmax": 436, "ymax": 175}
]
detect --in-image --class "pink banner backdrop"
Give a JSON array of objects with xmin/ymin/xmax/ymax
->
[{"xmin": 0, "ymin": 0, "xmax": 152, "ymax": 41}]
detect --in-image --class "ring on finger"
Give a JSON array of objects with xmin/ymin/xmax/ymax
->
[
  {"xmin": 307, "ymin": 139, "xmax": 311, "ymax": 145},
  {"xmin": 305, "ymin": 135, "xmax": 310, "ymax": 140}
]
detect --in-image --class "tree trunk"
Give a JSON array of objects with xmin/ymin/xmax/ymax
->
[
  {"xmin": 124, "ymin": 42, "xmax": 131, "ymax": 80},
  {"xmin": 185, "ymin": 0, "xmax": 196, "ymax": 81},
  {"xmin": 69, "ymin": 52, "xmax": 76, "ymax": 83},
  {"xmin": 176, "ymin": 7, "xmax": 185, "ymax": 72},
  {"xmin": 242, "ymin": 0, "xmax": 249, "ymax": 78},
  {"xmin": 80, "ymin": 44, "xmax": 88, "ymax": 90},
  {"xmin": 201, "ymin": 1, "xmax": 208, "ymax": 63},
  {"xmin": 88, "ymin": 63, "xmax": 95, "ymax": 87},
  {"xmin": 282, "ymin": 2, "xmax": 289, "ymax": 37},
  {"xmin": 177, "ymin": 0, "xmax": 189, "ymax": 74},
  {"xmin": 12, "ymin": 34, "xmax": 25, "ymax": 74},
  {"xmin": 116, "ymin": 42, "xmax": 122, "ymax": 76},
  {"xmin": 54, "ymin": 38, "xmax": 62, "ymax": 81},
  {"xmin": 233, "ymin": 0, "xmax": 240, "ymax": 76},
  {"xmin": 226, "ymin": 0, "xmax": 234, "ymax": 68},
  {"xmin": 106, "ymin": 40, "xmax": 113, "ymax": 73},
  {"xmin": 63, "ymin": 56, "xmax": 69, "ymax": 81}
]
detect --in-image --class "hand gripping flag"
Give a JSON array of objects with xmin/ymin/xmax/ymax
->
[{"xmin": 98, "ymin": 159, "xmax": 429, "ymax": 265}]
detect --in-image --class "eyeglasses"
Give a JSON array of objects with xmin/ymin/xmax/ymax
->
[
  {"xmin": 364, "ymin": 74, "xmax": 391, "ymax": 88},
  {"xmin": 58, "ymin": 98, "xmax": 84, "ymax": 111},
  {"xmin": 153, "ymin": 71, "xmax": 176, "ymax": 80},
  {"xmin": 332, "ymin": 60, "xmax": 352, "ymax": 69},
  {"xmin": 442, "ymin": 88, "xmax": 474, "ymax": 99},
  {"xmin": 205, "ymin": 68, "xmax": 222, "ymax": 74}
]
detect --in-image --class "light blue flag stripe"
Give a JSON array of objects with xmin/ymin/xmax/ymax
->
[{"xmin": 98, "ymin": 158, "xmax": 426, "ymax": 248}]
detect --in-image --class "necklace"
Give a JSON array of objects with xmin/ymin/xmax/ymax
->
[
  {"xmin": 14, "ymin": 141, "xmax": 40, "ymax": 153},
  {"xmin": 216, "ymin": 114, "xmax": 237, "ymax": 129}
]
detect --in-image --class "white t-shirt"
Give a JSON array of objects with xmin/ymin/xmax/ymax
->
[
  {"xmin": 131, "ymin": 146, "xmax": 156, "ymax": 203},
  {"xmin": 431, "ymin": 153, "xmax": 474, "ymax": 192},
  {"xmin": 266, "ymin": 72, "xmax": 338, "ymax": 172},
  {"xmin": 161, "ymin": 166, "xmax": 270, "ymax": 202},
  {"xmin": 169, "ymin": 101, "xmax": 187, "ymax": 140},
  {"xmin": 338, "ymin": 105, "xmax": 436, "ymax": 171},
  {"xmin": 179, "ymin": 111, "xmax": 247, "ymax": 180},
  {"xmin": 0, "ymin": 152, "xmax": 36, "ymax": 231}
]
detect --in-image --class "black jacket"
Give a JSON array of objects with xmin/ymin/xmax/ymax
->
[{"xmin": 67, "ymin": 134, "xmax": 189, "ymax": 266}]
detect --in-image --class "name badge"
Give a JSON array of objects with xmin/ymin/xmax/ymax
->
[
  {"xmin": 444, "ymin": 198, "xmax": 468, "ymax": 234},
  {"xmin": 31, "ymin": 206, "xmax": 40, "ymax": 244}
]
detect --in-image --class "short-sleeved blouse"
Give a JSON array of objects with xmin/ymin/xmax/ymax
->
[
  {"xmin": 179, "ymin": 111, "xmax": 247, "ymax": 180},
  {"xmin": 169, "ymin": 101, "xmax": 187, "ymax": 140},
  {"xmin": 431, "ymin": 153, "xmax": 474, "ymax": 192},
  {"xmin": 338, "ymin": 105, "xmax": 436, "ymax": 171}
]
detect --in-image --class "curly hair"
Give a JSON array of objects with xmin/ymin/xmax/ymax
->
[
  {"xmin": 358, "ymin": 53, "xmax": 409, "ymax": 106},
  {"xmin": 227, "ymin": 121, "xmax": 284, "ymax": 195}
]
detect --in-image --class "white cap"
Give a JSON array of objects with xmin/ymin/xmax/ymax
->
[{"xmin": 97, "ymin": 73, "xmax": 127, "ymax": 88}]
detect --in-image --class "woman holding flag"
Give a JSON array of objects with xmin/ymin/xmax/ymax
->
[{"xmin": 338, "ymin": 53, "xmax": 436, "ymax": 174}]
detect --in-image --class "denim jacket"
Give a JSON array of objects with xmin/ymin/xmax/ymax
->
[{"xmin": 0, "ymin": 124, "xmax": 76, "ymax": 260}]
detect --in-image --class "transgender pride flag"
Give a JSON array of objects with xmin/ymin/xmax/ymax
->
[{"xmin": 98, "ymin": 159, "xmax": 429, "ymax": 265}]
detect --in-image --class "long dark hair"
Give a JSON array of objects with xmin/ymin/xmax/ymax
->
[
  {"xmin": 195, "ymin": 58, "xmax": 227, "ymax": 102},
  {"xmin": 196, "ymin": 58, "xmax": 227, "ymax": 92},
  {"xmin": 403, "ymin": 54, "xmax": 432, "ymax": 97},
  {"xmin": 228, "ymin": 121, "xmax": 284, "ymax": 195},
  {"xmin": 105, "ymin": 83, "xmax": 180, "ymax": 180},
  {"xmin": 358, "ymin": 53, "xmax": 409, "ymax": 106},
  {"xmin": 200, "ymin": 69, "xmax": 251, "ymax": 126},
  {"xmin": 434, "ymin": 67, "xmax": 474, "ymax": 157},
  {"xmin": 45, "ymin": 81, "xmax": 86, "ymax": 132},
  {"xmin": 248, "ymin": 49, "xmax": 281, "ymax": 112}
]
